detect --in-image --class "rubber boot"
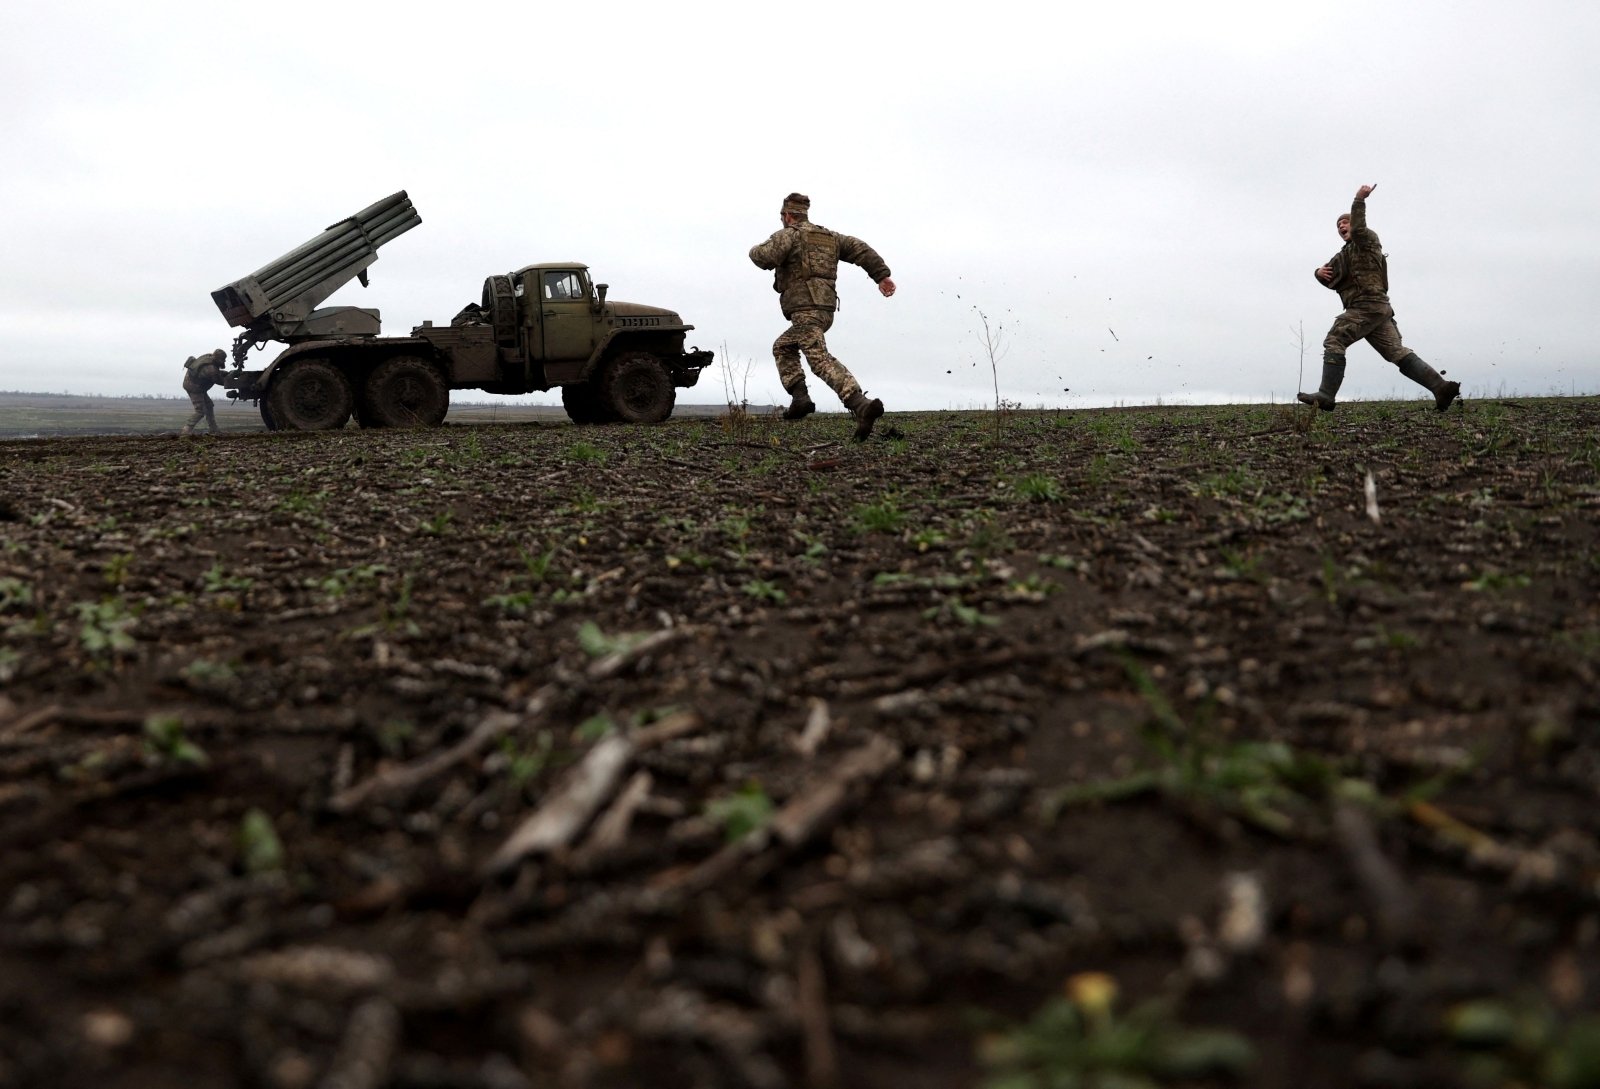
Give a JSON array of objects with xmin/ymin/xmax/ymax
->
[
  {"xmin": 782, "ymin": 383, "xmax": 816, "ymax": 421},
  {"xmin": 1396, "ymin": 352, "xmax": 1460, "ymax": 411},
  {"xmin": 844, "ymin": 391, "xmax": 884, "ymax": 442},
  {"xmin": 1296, "ymin": 360, "xmax": 1345, "ymax": 412}
]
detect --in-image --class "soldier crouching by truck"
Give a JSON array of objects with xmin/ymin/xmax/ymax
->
[
  {"xmin": 181, "ymin": 349, "xmax": 227, "ymax": 435},
  {"xmin": 749, "ymin": 192, "xmax": 896, "ymax": 442}
]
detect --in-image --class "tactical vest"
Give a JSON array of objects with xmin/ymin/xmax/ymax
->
[
  {"xmin": 775, "ymin": 223, "xmax": 841, "ymax": 312},
  {"xmin": 183, "ymin": 356, "xmax": 217, "ymax": 391},
  {"xmin": 1330, "ymin": 236, "xmax": 1390, "ymax": 307}
]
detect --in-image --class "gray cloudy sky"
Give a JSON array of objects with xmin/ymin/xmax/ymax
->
[{"xmin": 3, "ymin": 0, "xmax": 1597, "ymax": 411}]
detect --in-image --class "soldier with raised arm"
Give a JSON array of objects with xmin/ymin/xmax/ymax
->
[
  {"xmin": 1300, "ymin": 183, "xmax": 1460, "ymax": 413},
  {"xmin": 749, "ymin": 193, "xmax": 897, "ymax": 441},
  {"xmin": 180, "ymin": 349, "xmax": 227, "ymax": 435}
]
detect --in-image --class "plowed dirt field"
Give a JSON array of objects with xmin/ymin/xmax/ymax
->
[{"xmin": 3, "ymin": 400, "xmax": 1599, "ymax": 1089}]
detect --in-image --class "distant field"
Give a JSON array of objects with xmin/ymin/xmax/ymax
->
[{"xmin": 0, "ymin": 392, "xmax": 755, "ymax": 437}]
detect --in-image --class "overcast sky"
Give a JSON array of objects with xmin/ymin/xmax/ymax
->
[{"xmin": 3, "ymin": 0, "xmax": 1596, "ymax": 412}]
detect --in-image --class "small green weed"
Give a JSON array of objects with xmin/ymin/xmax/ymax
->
[
  {"xmin": 923, "ymin": 596, "xmax": 998, "ymax": 628},
  {"xmin": 143, "ymin": 715, "xmax": 208, "ymax": 767},
  {"xmin": 360, "ymin": 575, "xmax": 421, "ymax": 637},
  {"xmin": 237, "ymin": 809, "xmax": 284, "ymax": 874},
  {"xmin": 576, "ymin": 713, "xmax": 618, "ymax": 742},
  {"xmin": 498, "ymin": 732, "xmax": 553, "ymax": 785},
  {"xmin": 978, "ymin": 971, "xmax": 1255, "ymax": 1087},
  {"xmin": 1219, "ymin": 548, "xmax": 1271, "ymax": 584},
  {"xmin": 743, "ymin": 579, "xmax": 788, "ymax": 604},
  {"xmin": 203, "ymin": 563, "xmax": 254, "ymax": 594},
  {"xmin": 1463, "ymin": 570, "xmax": 1531, "ymax": 592},
  {"xmin": 484, "ymin": 589, "xmax": 538, "ymax": 616},
  {"xmin": 75, "ymin": 599, "xmax": 137, "ymax": 659},
  {"xmin": 0, "ymin": 577, "xmax": 34, "ymax": 611},
  {"xmin": 1014, "ymin": 474, "xmax": 1062, "ymax": 503},
  {"xmin": 103, "ymin": 552, "xmax": 134, "ymax": 589},
  {"xmin": 1445, "ymin": 996, "xmax": 1600, "ymax": 1087},
  {"xmin": 521, "ymin": 545, "xmax": 557, "ymax": 582},
  {"xmin": 705, "ymin": 782, "xmax": 775, "ymax": 843},
  {"xmin": 181, "ymin": 658, "xmax": 237, "ymax": 687},
  {"xmin": 1353, "ymin": 626, "xmax": 1420, "ymax": 652},
  {"xmin": 311, "ymin": 563, "xmax": 387, "ymax": 601},
  {"xmin": 418, "ymin": 511, "xmax": 454, "ymax": 536},
  {"xmin": 577, "ymin": 621, "xmax": 648, "ymax": 658},
  {"xmin": 276, "ymin": 489, "xmax": 329, "ymax": 515},
  {"xmin": 851, "ymin": 496, "xmax": 906, "ymax": 534},
  {"xmin": 1318, "ymin": 555, "xmax": 1341, "ymax": 606},
  {"xmin": 795, "ymin": 532, "xmax": 830, "ymax": 563},
  {"xmin": 1041, "ymin": 659, "xmax": 1343, "ymax": 836},
  {"xmin": 566, "ymin": 441, "xmax": 607, "ymax": 464}
]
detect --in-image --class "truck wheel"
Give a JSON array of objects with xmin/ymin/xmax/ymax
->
[
  {"xmin": 602, "ymin": 352, "xmax": 675, "ymax": 424},
  {"xmin": 265, "ymin": 359, "xmax": 354, "ymax": 431},
  {"xmin": 481, "ymin": 275, "xmax": 518, "ymax": 351},
  {"xmin": 561, "ymin": 381, "xmax": 611, "ymax": 425},
  {"xmin": 260, "ymin": 402, "xmax": 278, "ymax": 431},
  {"xmin": 364, "ymin": 357, "xmax": 449, "ymax": 428}
]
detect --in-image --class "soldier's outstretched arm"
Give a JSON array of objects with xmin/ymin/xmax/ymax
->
[
  {"xmin": 749, "ymin": 229, "xmax": 795, "ymax": 270},
  {"xmin": 1350, "ymin": 184, "xmax": 1376, "ymax": 236},
  {"xmin": 838, "ymin": 234, "xmax": 892, "ymax": 287}
]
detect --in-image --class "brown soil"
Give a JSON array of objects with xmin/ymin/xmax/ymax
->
[{"xmin": 2, "ymin": 400, "xmax": 1598, "ymax": 1089}]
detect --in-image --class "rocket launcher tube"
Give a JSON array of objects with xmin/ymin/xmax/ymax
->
[{"xmin": 211, "ymin": 191, "xmax": 421, "ymax": 333}]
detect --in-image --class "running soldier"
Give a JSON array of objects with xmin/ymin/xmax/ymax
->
[
  {"xmin": 1300, "ymin": 183, "xmax": 1460, "ymax": 412},
  {"xmin": 181, "ymin": 349, "xmax": 226, "ymax": 435},
  {"xmin": 749, "ymin": 193, "xmax": 897, "ymax": 441}
]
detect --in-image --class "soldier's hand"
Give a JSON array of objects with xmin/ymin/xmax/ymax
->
[
  {"xmin": 1356, "ymin": 183, "xmax": 1376, "ymax": 201},
  {"xmin": 1316, "ymin": 265, "xmax": 1334, "ymax": 284},
  {"xmin": 878, "ymin": 278, "xmax": 896, "ymax": 298}
]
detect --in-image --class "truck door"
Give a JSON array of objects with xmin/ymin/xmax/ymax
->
[{"xmin": 539, "ymin": 270, "xmax": 598, "ymax": 362}]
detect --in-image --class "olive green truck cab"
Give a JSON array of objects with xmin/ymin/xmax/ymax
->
[{"xmin": 210, "ymin": 192, "xmax": 712, "ymax": 430}]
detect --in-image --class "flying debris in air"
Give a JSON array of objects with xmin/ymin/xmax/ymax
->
[{"xmin": 1108, "ymin": 328, "xmax": 1118, "ymax": 341}]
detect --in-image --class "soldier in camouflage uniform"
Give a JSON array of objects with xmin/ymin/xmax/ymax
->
[
  {"xmin": 749, "ymin": 193, "xmax": 897, "ymax": 441},
  {"xmin": 1300, "ymin": 183, "xmax": 1460, "ymax": 413},
  {"xmin": 180, "ymin": 349, "xmax": 226, "ymax": 435}
]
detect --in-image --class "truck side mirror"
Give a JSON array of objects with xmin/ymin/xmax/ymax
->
[{"xmin": 593, "ymin": 283, "xmax": 608, "ymax": 312}]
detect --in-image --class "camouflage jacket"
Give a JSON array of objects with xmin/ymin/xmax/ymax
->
[
  {"xmin": 182, "ymin": 356, "xmax": 220, "ymax": 393},
  {"xmin": 749, "ymin": 221, "xmax": 891, "ymax": 316},
  {"xmin": 1318, "ymin": 198, "xmax": 1389, "ymax": 309}
]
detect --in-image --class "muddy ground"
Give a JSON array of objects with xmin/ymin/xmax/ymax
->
[{"xmin": 2, "ymin": 399, "xmax": 1599, "ymax": 1089}]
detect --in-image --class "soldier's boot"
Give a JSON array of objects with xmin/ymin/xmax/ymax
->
[
  {"xmin": 1396, "ymin": 352, "xmax": 1460, "ymax": 411},
  {"xmin": 782, "ymin": 382, "xmax": 816, "ymax": 421},
  {"xmin": 1296, "ymin": 359, "xmax": 1345, "ymax": 412},
  {"xmin": 844, "ymin": 391, "xmax": 884, "ymax": 442},
  {"xmin": 180, "ymin": 424, "xmax": 195, "ymax": 436}
]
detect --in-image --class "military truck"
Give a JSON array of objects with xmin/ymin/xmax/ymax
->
[{"xmin": 210, "ymin": 191, "xmax": 713, "ymax": 430}]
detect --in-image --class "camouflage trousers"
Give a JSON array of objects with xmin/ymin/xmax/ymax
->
[
  {"xmin": 183, "ymin": 389, "xmax": 218, "ymax": 433},
  {"xmin": 772, "ymin": 309, "xmax": 861, "ymax": 406},
  {"xmin": 1323, "ymin": 303, "xmax": 1408, "ymax": 367}
]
